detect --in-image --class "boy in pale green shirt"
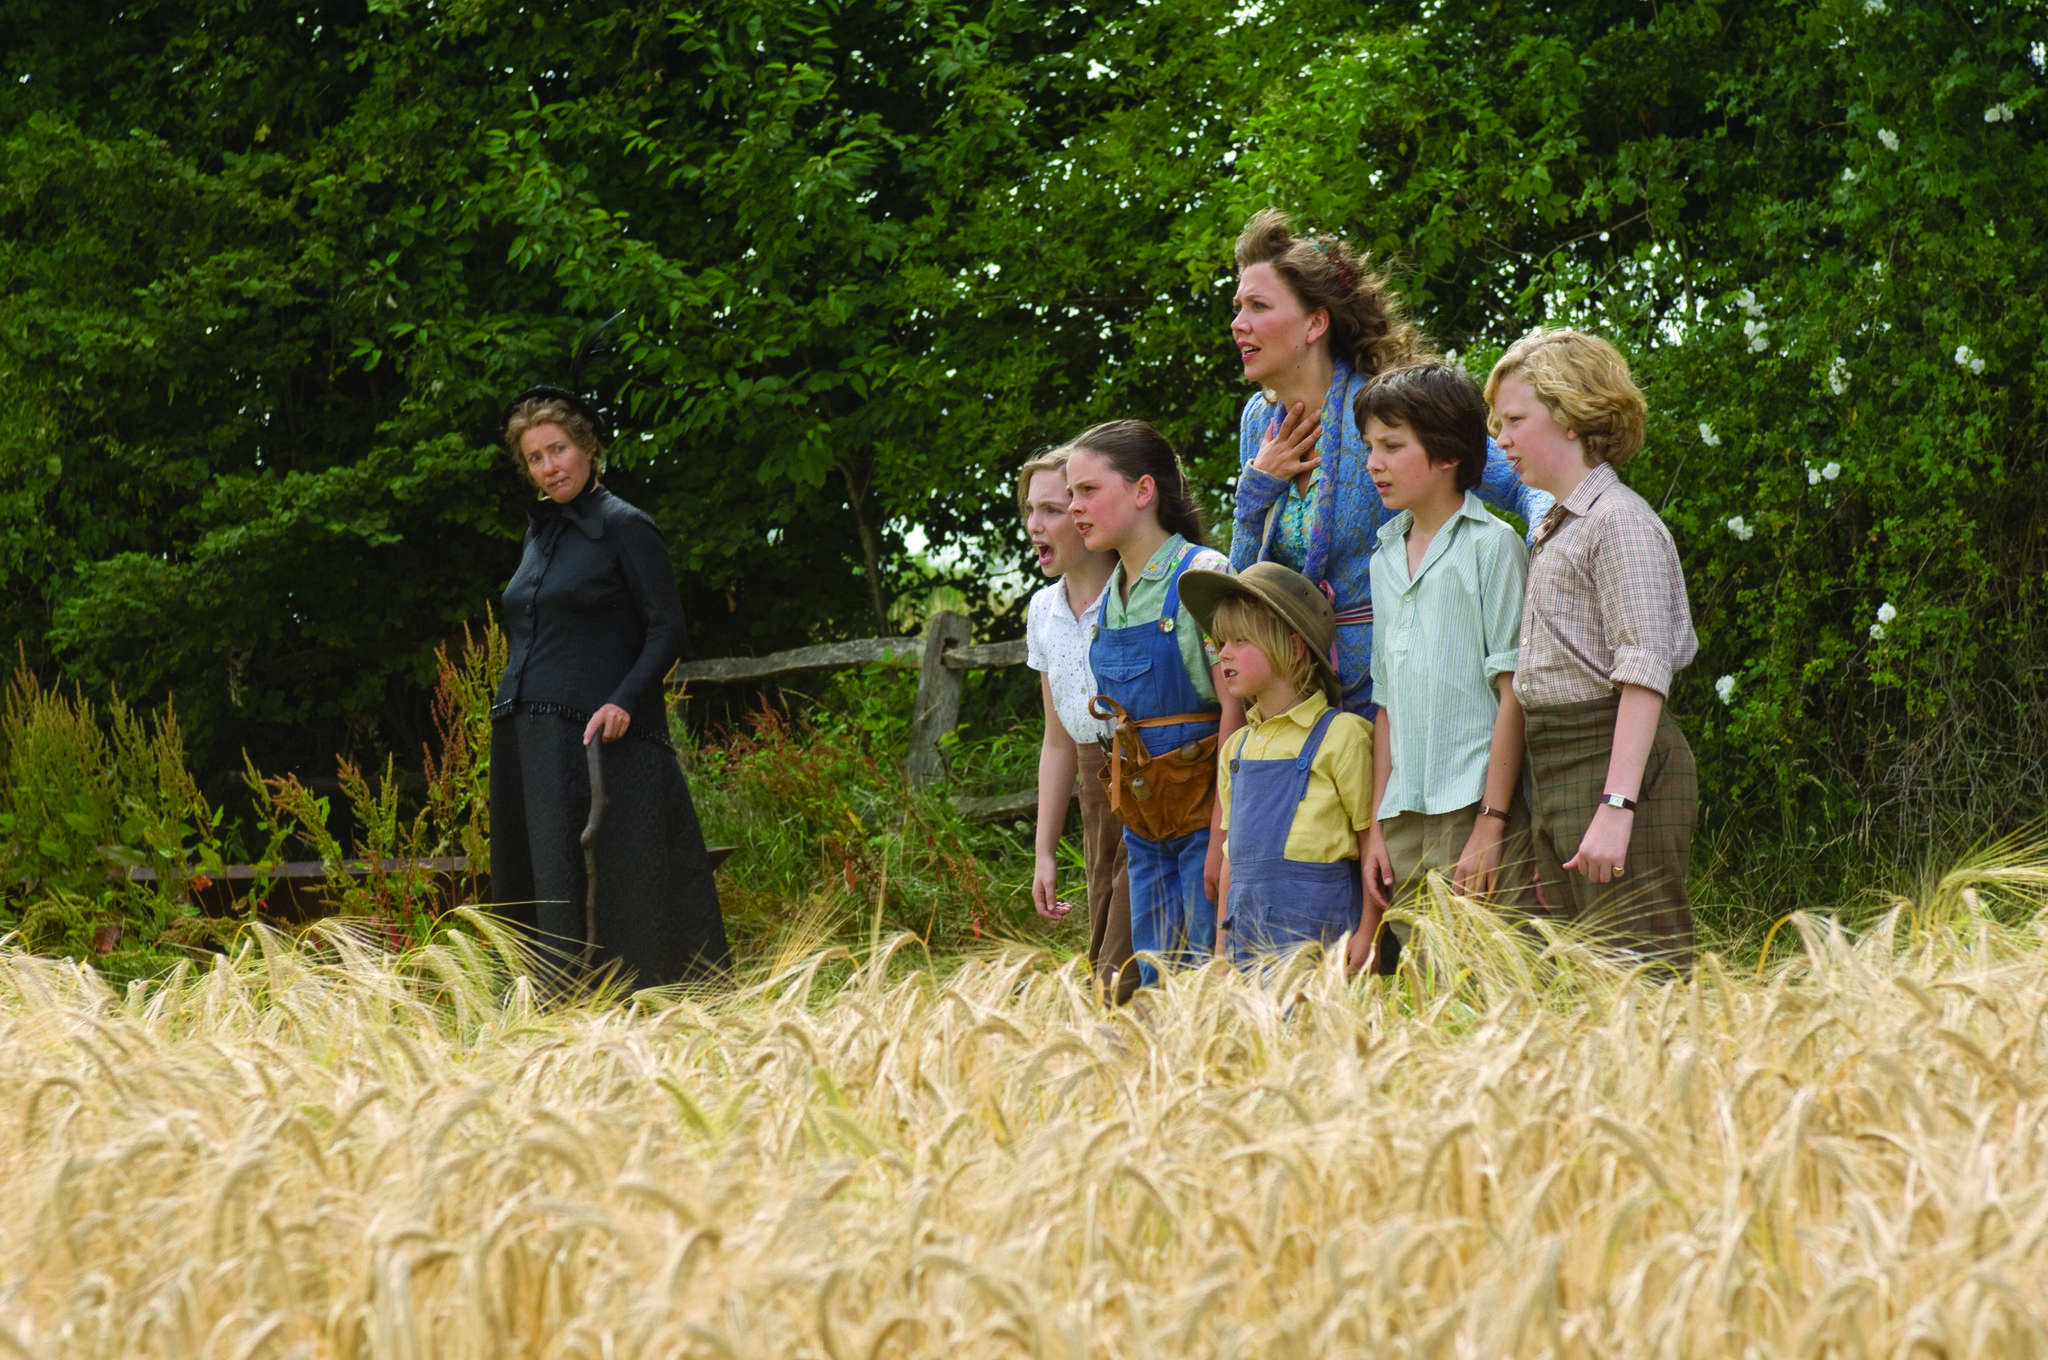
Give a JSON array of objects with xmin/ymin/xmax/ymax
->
[{"xmin": 1355, "ymin": 364, "xmax": 1533, "ymax": 969}]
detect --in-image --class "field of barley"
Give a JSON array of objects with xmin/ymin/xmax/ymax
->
[{"xmin": 6, "ymin": 856, "xmax": 2048, "ymax": 1359}]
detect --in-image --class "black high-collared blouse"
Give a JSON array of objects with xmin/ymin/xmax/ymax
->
[{"xmin": 491, "ymin": 477, "xmax": 686, "ymax": 739}]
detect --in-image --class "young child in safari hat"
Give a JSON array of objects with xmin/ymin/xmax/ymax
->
[{"xmin": 1181, "ymin": 562, "xmax": 1382, "ymax": 966}]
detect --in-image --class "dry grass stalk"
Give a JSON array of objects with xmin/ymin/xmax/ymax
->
[{"xmin": 4, "ymin": 853, "xmax": 2048, "ymax": 1358}]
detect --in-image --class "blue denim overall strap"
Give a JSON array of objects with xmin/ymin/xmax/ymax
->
[
  {"xmin": 1224, "ymin": 705, "xmax": 1363, "ymax": 960},
  {"xmin": 1088, "ymin": 546, "xmax": 1221, "ymax": 757}
]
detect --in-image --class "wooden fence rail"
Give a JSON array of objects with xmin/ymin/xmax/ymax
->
[{"xmin": 669, "ymin": 610, "xmax": 1054, "ymax": 823}]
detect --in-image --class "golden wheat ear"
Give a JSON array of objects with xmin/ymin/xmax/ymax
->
[{"xmin": 7, "ymin": 840, "xmax": 2048, "ymax": 1353}]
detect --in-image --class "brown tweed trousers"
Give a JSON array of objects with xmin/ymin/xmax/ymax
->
[
  {"xmin": 1523, "ymin": 694, "xmax": 1697, "ymax": 967},
  {"xmin": 1076, "ymin": 741, "xmax": 1137, "ymax": 1005}
]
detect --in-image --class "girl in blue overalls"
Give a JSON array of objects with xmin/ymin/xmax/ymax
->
[
  {"xmin": 1181, "ymin": 562, "xmax": 1380, "ymax": 966},
  {"xmin": 1063, "ymin": 420, "xmax": 1245, "ymax": 986}
]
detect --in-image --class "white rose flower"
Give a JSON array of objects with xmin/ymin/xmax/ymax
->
[
  {"xmin": 1807, "ymin": 464, "xmax": 1822, "ymax": 486},
  {"xmin": 1955, "ymin": 344, "xmax": 1976, "ymax": 368},
  {"xmin": 1971, "ymin": 356, "xmax": 1986, "ymax": 375},
  {"xmin": 1743, "ymin": 319, "xmax": 1770, "ymax": 353},
  {"xmin": 1876, "ymin": 601, "xmax": 1897, "ymax": 624},
  {"xmin": 1727, "ymin": 516, "xmax": 1754, "ymax": 541},
  {"xmin": 1877, "ymin": 128, "xmax": 1899, "ymax": 151},
  {"xmin": 1822, "ymin": 461, "xmax": 1841, "ymax": 481},
  {"xmin": 1735, "ymin": 288, "xmax": 1764, "ymax": 318},
  {"xmin": 1842, "ymin": 166, "xmax": 1859, "ymax": 183},
  {"xmin": 1699, "ymin": 422, "xmax": 1721, "ymax": 447},
  {"xmin": 1864, "ymin": 0, "xmax": 1886, "ymax": 11},
  {"xmin": 1827, "ymin": 356, "xmax": 1850, "ymax": 395},
  {"xmin": 1985, "ymin": 103, "xmax": 2014, "ymax": 123},
  {"xmin": 1715, "ymin": 675, "xmax": 1737, "ymax": 705},
  {"xmin": 1870, "ymin": 623, "xmax": 1886, "ymax": 641}
]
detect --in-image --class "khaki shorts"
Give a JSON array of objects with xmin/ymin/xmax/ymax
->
[{"xmin": 1378, "ymin": 798, "xmax": 1536, "ymax": 945}]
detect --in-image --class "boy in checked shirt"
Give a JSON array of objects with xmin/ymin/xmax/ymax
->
[{"xmin": 1485, "ymin": 331, "xmax": 1700, "ymax": 966}]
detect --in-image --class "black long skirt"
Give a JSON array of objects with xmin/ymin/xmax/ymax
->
[{"xmin": 488, "ymin": 711, "xmax": 730, "ymax": 986}]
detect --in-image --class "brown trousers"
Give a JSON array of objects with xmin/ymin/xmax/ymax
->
[
  {"xmin": 1076, "ymin": 741, "xmax": 1137, "ymax": 1005},
  {"xmin": 1380, "ymin": 797, "xmax": 1538, "ymax": 931},
  {"xmin": 1523, "ymin": 694, "xmax": 1697, "ymax": 968}
]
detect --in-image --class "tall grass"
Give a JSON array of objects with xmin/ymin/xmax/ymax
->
[
  {"xmin": 680, "ymin": 663, "xmax": 1060, "ymax": 964},
  {"xmin": 5, "ymin": 848, "xmax": 2048, "ymax": 1357}
]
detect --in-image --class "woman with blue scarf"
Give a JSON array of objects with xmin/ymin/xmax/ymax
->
[{"xmin": 1229, "ymin": 209, "xmax": 1552, "ymax": 717}]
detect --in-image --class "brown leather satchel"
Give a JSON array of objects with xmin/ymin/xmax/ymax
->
[{"xmin": 1088, "ymin": 695, "xmax": 1220, "ymax": 843}]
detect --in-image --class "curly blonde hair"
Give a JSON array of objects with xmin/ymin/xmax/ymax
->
[
  {"xmin": 1484, "ymin": 330, "xmax": 1647, "ymax": 469},
  {"xmin": 504, "ymin": 398, "xmax": 605, "ymax": 473},
  {"xmin": 1234, "ymin": 208, "xmax": 1431, "ymax": 380}
]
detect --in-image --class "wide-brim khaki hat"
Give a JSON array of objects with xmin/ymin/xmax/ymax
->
[{"xmin": 1180, "ymin": 562, "xmax": 1340, "ymax": 702}]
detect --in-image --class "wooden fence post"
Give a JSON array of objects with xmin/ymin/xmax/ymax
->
[
  {"xmin": 668, "ymin": 617, "xmax": 1038, "ymax": 817},
  {"xmin": 905, "ymin": 610, "xmax": 973, "ymax": 786}
]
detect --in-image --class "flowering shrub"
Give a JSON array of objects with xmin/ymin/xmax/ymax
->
[{"xmin": 1236, "ymin": 0, "xmax": 2048, "ymax": 852}]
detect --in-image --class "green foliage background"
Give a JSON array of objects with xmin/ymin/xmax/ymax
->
[{"xmin": 2, "ymin": 0, "xmax": 2043, "ymax": 864}]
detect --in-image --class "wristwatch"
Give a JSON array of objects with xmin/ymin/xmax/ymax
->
[{"xmin": 1598, "ymin": 793, "xmax": 1637, "ymax": 812}]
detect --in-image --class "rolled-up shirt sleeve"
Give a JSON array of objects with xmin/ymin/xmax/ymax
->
[{"xmin": 1592, "ymin": 509, "xmax": 1694, "ymax": 698}]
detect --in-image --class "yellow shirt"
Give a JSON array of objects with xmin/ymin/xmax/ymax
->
[{"xmin": 1217, "ymin": 691, "xmax": 1374, "ymax": 864}]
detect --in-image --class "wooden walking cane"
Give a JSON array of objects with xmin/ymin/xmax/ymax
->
[{"xmin": 579, "ymin": 736, "xmax": 607, "ymax": 968}]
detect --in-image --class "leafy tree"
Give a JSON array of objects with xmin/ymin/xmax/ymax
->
[
  {"xmin": 2, "ymin": 0, "xmax": 2043, "ymax": 871},
  {"xmin": 2, "ymin": 0, "xmax": 1278, "ymax": 775},
  {"xmin": 1221, "ymin": 0, "xmax": 2047, "ymax": 851}
]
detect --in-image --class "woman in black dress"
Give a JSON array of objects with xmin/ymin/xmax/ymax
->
[{"xmin": 489, "ymin": 387, "xmax": 730, "ymax": 985}]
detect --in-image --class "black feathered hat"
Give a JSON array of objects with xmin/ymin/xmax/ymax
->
[
  {"xmin": 502, "ymin": 383, "xmax": 611, "ymax": 447},
  {"xmin": 500, "ymin": 311, "xmax": 627, "ymax": 447}
]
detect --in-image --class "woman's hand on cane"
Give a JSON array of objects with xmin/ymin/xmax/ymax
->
[{"xmin": 583, "ymin": 704, "xmax": 631, "ymax": 745}]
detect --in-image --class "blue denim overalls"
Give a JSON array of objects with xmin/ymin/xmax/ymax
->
[
  {"xmin": 1223, "ymin": 705, "xmax": 1364, "ymax": 965},
  {"xmin": 1089, "ymin": 547, "xmax": 1219, "ymax": 986}
]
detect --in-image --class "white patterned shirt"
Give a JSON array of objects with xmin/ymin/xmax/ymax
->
[{"xmin": 1026, "ymin": 577, "xmax": 1112, "ymax": 746}]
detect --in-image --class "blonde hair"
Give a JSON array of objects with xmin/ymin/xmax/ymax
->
[
  {"xmin": 1209, "ymin": 596, "xmax": 1328, "ymax": 705},
  {"xmin": 1484, "ymin": 330, "xmax": 1647, "ymax": 468},
  {"xmin": 504, "ymin": 398, "xmax": 605, "ymax": 473},
  {"xmin": 1016, "ymin": 448, "xmax": 1072, "ymax": 519}
]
